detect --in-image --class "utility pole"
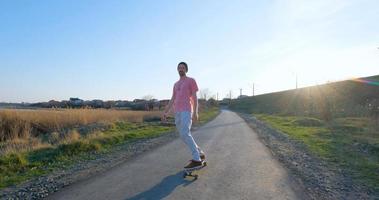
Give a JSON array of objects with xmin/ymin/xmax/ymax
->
[
  {"xmin": 229, "ymin": 90, "xmax": 232, "ymax": 105},
  {"xmin": 216, "ymin": 92, "xmax": 219, "ymax": 101},
  {"xmin": 253, "ymin": 83, "xmax": 255, "ymax": 96},
  {"xmin": 296, "ymin": 75, "xmax": 298, "ymax": 89},
  {"xmin": 249, "ymin": 83, "xmax": 255, "ymax": 96},
  {"xmin": 240, "ymin": 88, "xmax": 242, "ymax": 97},
  {"xmin": 290, "ymin": 69, "xmax": 298, "ymax": 90}
]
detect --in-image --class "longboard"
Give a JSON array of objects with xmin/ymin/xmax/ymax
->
[{"xmin": 183, "ymin": 161, "xmax": 207, "ymax": 179}]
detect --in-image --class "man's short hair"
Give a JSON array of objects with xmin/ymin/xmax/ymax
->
[{"xmin": 178, "ymin": 62, "xmax": 188, "ymax": 72}]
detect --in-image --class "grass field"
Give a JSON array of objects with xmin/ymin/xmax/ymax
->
[
  {"xmin": 0, "ymin": 106, "xmax": 220, "ymax": 188},
  {"xmin": 0, "ymin": 108, "xmax": 164, "ymax": 155},
  {"xmin": 0, "ymin": 121, "xmax": 172, "ymax": 188},
  {"xmin": 0, "ymin": 108, "xmax": 162, "ymax": 141},
  {"xmin": 255, "ymin": 114, "xmax": 379, "ymax": 192}
]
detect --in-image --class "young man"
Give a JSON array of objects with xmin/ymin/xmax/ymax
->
[{"xmin": 162, "ymin": 62, "xmax": 205, "ymax": 170}]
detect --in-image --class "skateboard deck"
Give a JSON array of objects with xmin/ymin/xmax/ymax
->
[{"xmin": 183, "ymin": 161, "xmax": 207, "ymax": 179}]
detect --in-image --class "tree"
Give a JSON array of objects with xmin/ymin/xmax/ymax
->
[
  {"xmin": 226, "ymin": 90, "xmax": 233, "ymax": 99},
  {"xmin": 142, "ymin": 95, "xmax": 154, "ymax": 101},
  {"xmin": 199, "ymin": 88, "xmax": 212, "ymax": 100}
]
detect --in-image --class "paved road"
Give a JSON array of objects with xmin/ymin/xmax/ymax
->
[{"xmin": 48, "ymin": 110, "xmax": 304, "ymax": 200}]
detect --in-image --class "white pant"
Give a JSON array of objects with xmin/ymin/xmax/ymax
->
[{"xmin": 175, "ymin": 111, "xmax": 202, "ymax": 161}]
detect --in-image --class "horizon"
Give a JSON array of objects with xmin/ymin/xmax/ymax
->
[
  {"xmin": 1, "ymin": 1, "xmax": 378, "ymax": 103},
  {"xmin": 2, "ymin": 74, "xmax": 378, "ymax": 104}
]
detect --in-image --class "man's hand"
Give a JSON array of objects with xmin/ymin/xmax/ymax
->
[{"xmin": 192, "ymin": 112, "xmax": 199, "ymax": 123}]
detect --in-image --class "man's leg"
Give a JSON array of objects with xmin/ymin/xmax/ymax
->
[
  {"xmin": 177, "ymin": 112, "xmax": 201, "ymax": 162},
  {"xmin": 198, "ymin": 147, "xmax": 205, "ymax": 160}
]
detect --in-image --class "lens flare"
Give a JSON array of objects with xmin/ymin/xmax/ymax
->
[{"xmin": 351, "ymin": 78, "xmax": 379, "ymax": 86}]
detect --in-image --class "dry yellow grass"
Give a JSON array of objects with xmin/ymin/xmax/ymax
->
[
  {"xmin": 0, "ymin": 103, "xmax": 210, "ymax": 155},
  {"xmin": 0, "ymin": 137, "xmax": 51, "ymax": 155},
  {"xmin": 0, "ymin": 108, "xmax": 162, "ymax": 142}
]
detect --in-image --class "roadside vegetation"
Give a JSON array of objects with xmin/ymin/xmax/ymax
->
[
  {"xmin": 0, "ymin": 105, "xmax": 219, "ymax": 188},
  {"xmin": 255, "ymin": 114, "xmax": 379, "ymax": 192},
  {"xmin": 230, "ymin": 75, "xmax": 379, "ymax": 194}
]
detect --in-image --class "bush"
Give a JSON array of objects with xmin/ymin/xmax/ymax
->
[
  {"xmin": 48, "ymin": 132, "xmax": 60, "ymax": 144},
  {"xmin": 0, "ymin": 153, "xmax": 28, "ymax": 172},
  {"xmin": 64, "ymin": 129, "xmax": 81, "ymax": 142},
  {"xmin": 58, "ymin": 140, "xmax": 100, "ymax": 156}
]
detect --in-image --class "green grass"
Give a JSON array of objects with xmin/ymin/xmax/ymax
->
[
  {"xmin": 255, "ymin": 114, "xmax": 379, "ymax": 192},
  {"xmin": 0, "ymin": 122, "xmax": 173, "ymax": 188},
  {"xmin": 255, "ymin": 114, "xmax": 331, "ymax": 156},
  {"xmin": 198, "ymin": 106, "xmax": 220, "ymax": 124},
  {"xmin": 0, "ymin": 106, "xmax": 219, "ymax": 189}
]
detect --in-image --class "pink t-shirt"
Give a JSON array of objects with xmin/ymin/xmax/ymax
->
[{"xmin": 173, "ymin": 76, "xmax": 198, "ymax": 112}]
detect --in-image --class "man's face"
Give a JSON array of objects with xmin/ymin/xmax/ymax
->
[{"xmin": 177, "ymin": 64, "xmax": 187, "ymax": 77}]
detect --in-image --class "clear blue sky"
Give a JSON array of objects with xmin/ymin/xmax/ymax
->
[{"xmin": 1, "ymin": 0, "xmax": 378, "ymax": 103}]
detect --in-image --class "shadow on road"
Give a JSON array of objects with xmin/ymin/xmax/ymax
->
[{"xmin": 125, "ymin": 171, "xmax": 194, "ymax": 200}]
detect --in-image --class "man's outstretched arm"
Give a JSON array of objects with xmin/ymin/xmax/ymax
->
[
  {"xmin": 192, "ymin": 92, "xmax": 199, "ymax": 122},
  {"xmin": 162, "ymin": 93, "xmax": 175, "ymax": 121}
]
